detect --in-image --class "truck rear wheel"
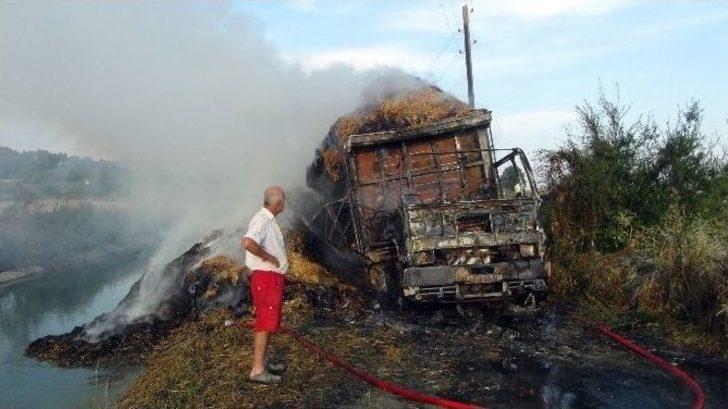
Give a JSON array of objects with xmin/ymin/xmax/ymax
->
[{"xmin": 369, "ymin": 263, "xmax": 401, "ymax": 309}]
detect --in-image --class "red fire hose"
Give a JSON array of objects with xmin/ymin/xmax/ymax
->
[
  {"xmin": 234, "ymin": 321, "xmax": 485, "ymax": 409},
  {"xmin": 592, "ymin": 322, "xmax": 706, "ymax": 409},
  {"xmin": 232, "ymin": 319, "xmax": 706, "ymax": 409}
]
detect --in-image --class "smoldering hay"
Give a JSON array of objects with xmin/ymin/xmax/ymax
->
[
  {"xmin": 25, "ymin": 228, "xmax": 359, "ymax": 365},
  {"xmin": 1, "ymin": 1, "xmax": 425, "ymax": 332}
]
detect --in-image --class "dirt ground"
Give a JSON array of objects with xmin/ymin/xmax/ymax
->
[{"xmin": 118, "ymin": 299, "xmax": 728, "ymax": 409}]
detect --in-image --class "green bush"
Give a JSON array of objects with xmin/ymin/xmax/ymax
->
[
  {"xmin": 541, "ymin": 90, "xmax": 728, "ymax": 347},
  {"xmin": 542, "ymin": 92, "xmax": 726, "ymax": 252}
]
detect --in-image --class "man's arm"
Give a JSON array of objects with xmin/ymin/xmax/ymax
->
[{"xmin": 243, "ymin": 237, "xmax": 280, "ymax": 268}]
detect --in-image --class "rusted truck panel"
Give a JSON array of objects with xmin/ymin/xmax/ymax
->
[
  {"xmin": 304, "ymin": 109, "xmax": 549, "ymax": 304},
  {"xmin": 344, "ymin": 111, "xmax": 496, "ymax": 251}
]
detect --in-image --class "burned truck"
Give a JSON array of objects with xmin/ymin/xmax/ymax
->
[{"xmin": 304, "ymin": 92, "xmax": 549, "ymax": 305}]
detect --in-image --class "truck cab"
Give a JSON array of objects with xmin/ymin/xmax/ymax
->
[
  {"xmin": 400, "ymin": 149, "xmax": 549, "ymax": 302},
  {"xmin": 304, "ymin": 109, "xmax": 549, "ymax": 305}
]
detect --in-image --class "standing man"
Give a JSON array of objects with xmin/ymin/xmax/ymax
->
[{"xmin": 243, "ymin": 186, "xmax": 288, "ymax": 384}]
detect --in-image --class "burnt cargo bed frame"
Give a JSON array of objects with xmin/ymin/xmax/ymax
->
[{"xmin": 304, "ymin": 110, "xmax": 550, "ymax": 304}]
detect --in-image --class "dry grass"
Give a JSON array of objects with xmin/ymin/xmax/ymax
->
[
  {"xmin": 117, "ymin": 308, "xmax": 407, "ymax": 408},
  {"xmin": 334, "ymin": 87, "xmax": 469, "ymax": 143},
  {"xmin": 639, "ymin": 208, "xmax": 728, "ymax": 341},
  {"xmin": 116, "ymin": 236, "xmax": 414, "ymax": 408},
  {"xmin": 549, "ymin": 208, "xmax": 728, "ymax": 353},
  {"xmin": 321, "ymin": 147, "xmax": 342, "ymax": 182},
  {"xmin": 198, "ymin": 255, "xmax": 245, "ymax": 285}
]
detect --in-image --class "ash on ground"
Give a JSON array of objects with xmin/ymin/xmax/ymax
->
[{"xmin": 26, "ymin": 229, "xmax": 728, "ymax": 408}]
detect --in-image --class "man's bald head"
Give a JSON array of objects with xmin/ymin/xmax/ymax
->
[{"xmin": 263, "ymin": 186, "xmax": 286, "ymax": 215}]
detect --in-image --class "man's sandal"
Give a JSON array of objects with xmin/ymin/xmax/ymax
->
[
  {"xmin": 266, "ymin": 362, "xmax": 286, "ymax": 374},
  {"xmin": 248, "ymin": 371, "xmax": 281, "ymax": 384}
]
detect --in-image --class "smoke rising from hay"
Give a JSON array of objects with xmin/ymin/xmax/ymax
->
[{"xmin": 1, "ymin": 2, "xmax": 423, "ymax": 335}]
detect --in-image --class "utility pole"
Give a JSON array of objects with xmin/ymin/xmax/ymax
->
[
  {"xmin": 462, "ymin": 3, "xmax": 475, "ymax": 109},
  {"xmin": 461, "ymin": 4, "xmax": 496, "ymax": 179}
]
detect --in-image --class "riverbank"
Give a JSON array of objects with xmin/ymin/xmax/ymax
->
[
  {"xmin": 0, "ymin": 269, "xmax": 39, "ymax": 287},
  {"xmin": 0, "ymin": 259, "xmax": 147, "ymax": 409}
]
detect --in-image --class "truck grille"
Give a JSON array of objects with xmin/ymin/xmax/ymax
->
[{"xmin": 456, "ymin": 213, "xmax": 492, "ymax": 233}]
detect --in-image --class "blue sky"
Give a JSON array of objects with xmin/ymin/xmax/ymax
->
[
  {"xmin": 236, "ymin": 0, "xmax": 728, "ymax": 154},
  {"xmin": 1, "ymin": 1, "xmax": 726, "ymax": 158}
]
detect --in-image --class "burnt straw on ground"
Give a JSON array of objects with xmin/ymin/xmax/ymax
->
[
  {"xmin": 25, "ymin": 229, "xmax": 359, "ymax": 368},
  {"xmin": 118, "ymin": 303, "xmax": 728, "ymax": 409}
]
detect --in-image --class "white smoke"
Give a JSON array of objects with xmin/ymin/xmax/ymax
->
[{"xmin": 0, "ymin": 1, "xmax": 423, "ymax": 334}]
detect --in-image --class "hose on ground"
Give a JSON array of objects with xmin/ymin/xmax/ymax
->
[
  {"xmin": 591, "ymin": 321, "xmax": 705, "ymax": 409},
  {"xmin": 234, "ymin": 321, "xmax": 485, "ymax": 409},
  {"xmin": 233, "ymin": 317, "xmax": 707, "ymax": 409}
]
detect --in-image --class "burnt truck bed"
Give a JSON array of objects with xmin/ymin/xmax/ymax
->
[{"xmin": 304, "ymin": 109, "xmax": 549, "ymax": 304}]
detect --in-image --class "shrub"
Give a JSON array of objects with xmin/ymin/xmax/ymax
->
[
  {"xmin": 639, "ymin": 206, "xmax": 728, "ymax": 337},
  {"xmin": 541, "ymin": 89, "xmax": 728, "ymax": 347},
  {"xmin": 542, "ymin": 92, "xmax": 726, "ymax": 253}
]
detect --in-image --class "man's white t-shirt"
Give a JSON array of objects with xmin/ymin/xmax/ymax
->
[{"xmin": 244, "ymin": 207, "xmax": 288, "ymax": 274}]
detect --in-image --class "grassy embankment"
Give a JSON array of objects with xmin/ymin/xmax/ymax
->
[
  {"xmin": 542, "ymin": 92, "xmax": 728, "ymax": 353},
  {"xmin": 116, "ymin": 245, "xmax": 406, "ymax": 409}
]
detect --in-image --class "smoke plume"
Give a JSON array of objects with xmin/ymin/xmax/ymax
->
[{"xmin": 1, "ymin": 2, "xmax": 422, "ymax": 334}]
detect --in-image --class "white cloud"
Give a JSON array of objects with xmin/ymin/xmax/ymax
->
[
  {"xmin": 289, "ymin": 45, "xmax": 432, "ymax": 73},
  {"xmin": 471, "ymin": 7, "xmax": 728, "ymax": 80},
  {"xmin": 492, "ymin": 109, "xmax": 576, "ymax": 155},
  {"xmin": 382, "ymin": 0, "xmax": 633, "ymax": 33}
]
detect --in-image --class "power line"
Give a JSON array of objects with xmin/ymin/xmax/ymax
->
[
  {"xmin": 437, "ymin": 0, "xmax": 455, "ymax": 34},
  {"xmin": 425, "ymin": 30, "xmax": 460, "ymax": 72},
  {"xmin": 430, "ymin": 49, "xmax": 461, "ymax": 85},
  {"xmin": 422, "ymin": 0, "xmax": 464, "ymax": 84}
]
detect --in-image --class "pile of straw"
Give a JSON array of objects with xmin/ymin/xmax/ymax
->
[
  {"xmin": 321, "ymin": 147, "xmax": 343, "ymax": 182},
  {"xmin": 193, "ymin": 255, "xmax": 246, "ymax": 300},
  {"xmin": 334, "ymin": 86, "xmax": 469, "ymax": 143},
  {"xmin": 284, "ymin": 229, "xmax": 351, "ymax": 288},
  {"xmin": 317, "ymin": 86, "xmax": 468, "ymax": 181},
  {"xmin": 199, "ymin": 255, "xmax": 245, "ymax": 285}
]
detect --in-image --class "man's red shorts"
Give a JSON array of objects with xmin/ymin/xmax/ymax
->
[{"xmin": 250, "ymin": 270, "xmax": 285, "ymax": 332}]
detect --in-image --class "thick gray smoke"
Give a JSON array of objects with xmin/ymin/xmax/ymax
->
[{"xmin": 0, "ymin": 2, "xmax": 422, "ymax": 335}]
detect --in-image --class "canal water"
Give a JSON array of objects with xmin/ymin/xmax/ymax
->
[{"xmin": 0, "ymin": 258, "xmax": 146, "ymax": 408}]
